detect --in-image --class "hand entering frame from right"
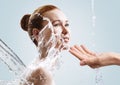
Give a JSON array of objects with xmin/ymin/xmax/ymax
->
[
  {"xmin": 69, "ymin": 45, "xmax": 100, "ymax": 68},
  {"xmin": 69, "ymin": 45, "xmax": 120, "ymax": 68}
]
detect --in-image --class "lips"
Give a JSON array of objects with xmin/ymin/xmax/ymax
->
[{"xmin": 63, "ymin": 37, "xmax": 69, "ymax": 43}]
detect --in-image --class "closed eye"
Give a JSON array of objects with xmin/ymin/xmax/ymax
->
[
  {"xmin": 53, "ymin": 23, "xmax": 61, "ymax": 27},
  {"xmin": 65, "ymin": 23, "xmax": 69, "ymax": 27}
]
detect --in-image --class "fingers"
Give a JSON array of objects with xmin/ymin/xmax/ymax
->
[
  {"xmin": 69, "ymin": 46, "xmax": 85, "ymax": 60},
  {"xmin": 69, "ymin": 44, "xmax": 100, "ymax": 69},
  {"xmin": 69, "ymin": 44, "xmax": 97, "ymax": 61},
  {"xmin": 80, "ymin": 61, "xmax": 86, "ymax": 66},
  {"xmin": 80, "ymin": 45, "xmax": 96, "ymax": 56},
  {"xmin": 74, "ymin": 45, "xmax": 86, "ymax": 54}
]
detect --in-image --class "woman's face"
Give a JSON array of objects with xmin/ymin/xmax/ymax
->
[
  {"xmin": 43, "ymin": 9, "xmax": 70, "ymax": 49},
  {"xmin": 34, "ymin": 8, "xmax": 70, "ymax": 58}
]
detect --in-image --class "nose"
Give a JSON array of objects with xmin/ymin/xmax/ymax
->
[{"xmin": 62, "ymin": 25, "xmax": 69, "ymax": 35}]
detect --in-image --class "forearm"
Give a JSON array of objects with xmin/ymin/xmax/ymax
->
[
  {"xmin": 110, "ymin": 52, "xmax": 120, "ymax": 65},
  {"xmin": 98, "ymin": 52, "xmax": 120, "ymax": 66}
]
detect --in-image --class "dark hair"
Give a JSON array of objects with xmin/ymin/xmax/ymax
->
[{"xmin": 20, "ymin": 5, "xmax": 58, "ymax": 46}]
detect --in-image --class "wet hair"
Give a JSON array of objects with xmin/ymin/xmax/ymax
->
[{"xmin": 20, "ymin": 5, "xmax": 59, "ymax": 46}]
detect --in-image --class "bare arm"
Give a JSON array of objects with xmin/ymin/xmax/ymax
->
[{"xmin": 99, "ymin": 52, "xmax": 120, "ymax": 66}]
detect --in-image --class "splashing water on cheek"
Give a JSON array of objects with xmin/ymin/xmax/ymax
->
[
  {"xmin": 37, "ymin": 16, "xmax": 70, "ymax": 58},
  {"xmin": 36, "ymin": 17, "xmax": 68, "ymax": 71},
  {"xmin": 53, "ymin": 28, "xmax": 70, "ymax": 51}
]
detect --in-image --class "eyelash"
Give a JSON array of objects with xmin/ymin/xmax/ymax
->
[
  {"xmin": 53, "ymin": 23, "xmax": 61, "ymax": 27},
  {"xmin": 53, "ymin": 23, "xmax": 69, "ymax": 27},
  {"xmin": 65, "ymin": 23, "xmax": 69, "ymax": 27}
]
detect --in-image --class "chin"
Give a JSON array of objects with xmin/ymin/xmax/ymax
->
[{"xmin": 61, "ymin": 43, "xmax": 69, "ymax": 50}]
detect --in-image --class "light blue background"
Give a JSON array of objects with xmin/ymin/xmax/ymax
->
[{"xmin": 0, "ymin": 0, "xmax": 120, "ymax": 85}]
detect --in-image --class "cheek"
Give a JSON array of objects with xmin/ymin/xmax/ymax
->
[
  {"xmin": 67, "ymin": 29, "xmax": 71, "ymax": 37},
  {"xmin": 54, "ymin": 27, "xmax": 62, "ymax": 35},
  {"xmin": 68, "ymin": 31, "xmax": 71, "ymax": 37}
]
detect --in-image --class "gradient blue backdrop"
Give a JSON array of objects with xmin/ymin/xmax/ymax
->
[{"xmin": 0, "ymin": 0, "xmax": 120, "ymax": 85}]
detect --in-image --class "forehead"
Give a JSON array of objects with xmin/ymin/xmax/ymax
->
[{"xmin": 43, "ymin": 9, "xmax": 68, "ymax": 22}]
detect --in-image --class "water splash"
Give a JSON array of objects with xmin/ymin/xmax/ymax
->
[
  {"xmin": 95, "ymin": 68, "xmax": 104, "ymax": 85},
  {"xmin": 0, "ymin": 14, "xmax": 70, "ymax": 85},
  {"xmin": 91, "ymin": 0, "xmax": 96, "ymax": 28},
  {"xmin": 22, "ymin": 15, "xmax": 70, "ymax": 85},
  {"xmin": 0, "ymin": 39, "xmax": 26, "ymax": 76},
  {"xmin": 36, "ymin": 16, "xmax": 66, "ymax": 69},
  {"xmin": 0, "ymin": 39, "xmax": 26, "ymax": 84},
  {"xmin": 91, "ymin": 0, "xmax": 104, "ymax": 85}
]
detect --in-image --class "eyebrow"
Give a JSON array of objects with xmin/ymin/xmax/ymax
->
[{"xmin": 52, "ymin": 20, "xmax": 68, "ymax": 24}]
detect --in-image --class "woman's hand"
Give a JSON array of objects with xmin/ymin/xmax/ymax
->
[
  {"xmin": 69, "ymin": 45, "xmax": 120, "ymax": 68},
  {"xmin": 69, "ymin": 45, "xmax": 101, "ymax": 68}
]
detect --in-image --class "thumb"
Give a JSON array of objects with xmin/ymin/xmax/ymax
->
[{"xmin": 80, "ymin": 61, "xmax": 86, "ymax": 66}]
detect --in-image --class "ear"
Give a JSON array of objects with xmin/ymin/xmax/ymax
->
[{"xmin": 32, "ymin": 28, "xmax": 39, "ymax": 42}]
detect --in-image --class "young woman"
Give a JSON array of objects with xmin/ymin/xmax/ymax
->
[{"xmin": 20, "ymin": 4, "xmax": 70, "ymax": 85}]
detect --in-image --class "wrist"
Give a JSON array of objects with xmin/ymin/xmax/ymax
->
[
  {"xmin": 97, "ymin": 53, "xmax": 112, "ymax": 67},
  {"xmin": 99, "ymin": 52, "xmax": 120, "ymax": 66},
  {"xmin": 109, "ymin": 52, "xmax": 120, "ymax": 65}
]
